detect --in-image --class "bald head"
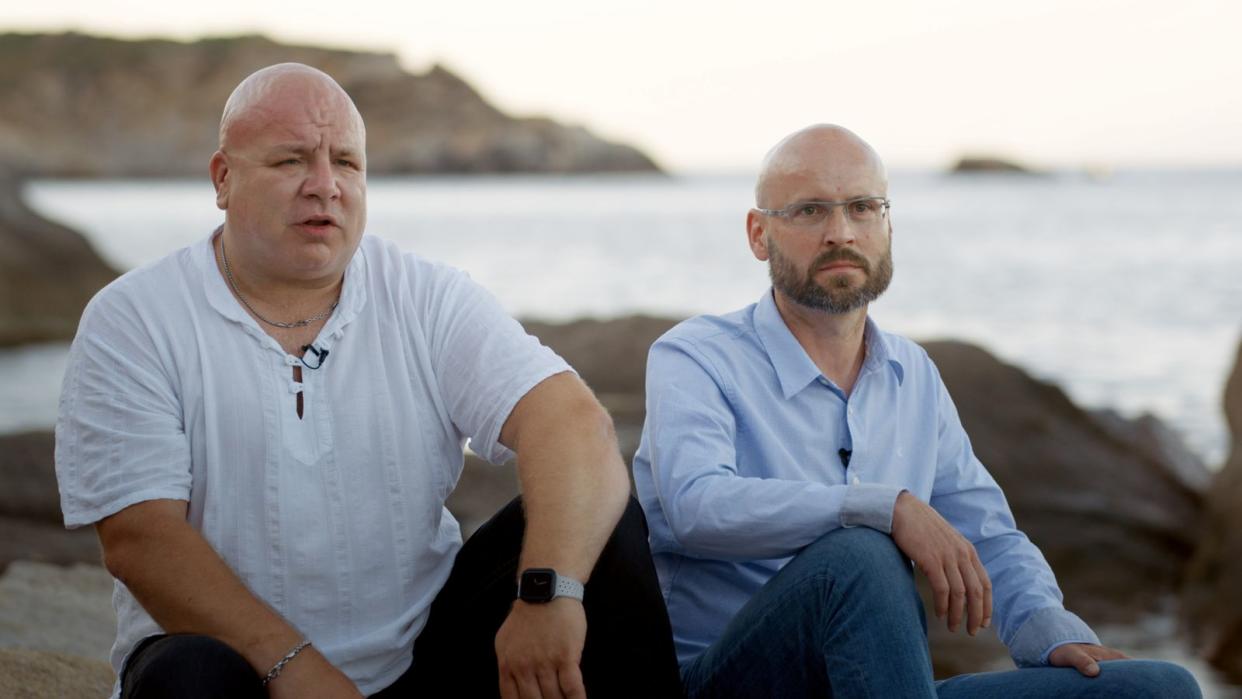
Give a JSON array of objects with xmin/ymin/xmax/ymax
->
[
  {"xmin": 219, "ymin": 63, "xmax": 365, "ymax": 149},
  {"xmin": 754, "ymin": 124, "xmax": 887, "ymax": 208}
]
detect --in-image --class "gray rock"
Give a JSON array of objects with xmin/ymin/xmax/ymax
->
[
  {"xmin": 0, "ymin": 648, "xmax": 114, "ymax": 699},
  {"xmin": 1185, "ymin": 340, "xmax": 1242, "ymax": 683},
  {"xmin": 0, "ymin": 561, "xmax": 115, "ymax": 662},
  {"xmin": 0, "ymin": 431, "xmax": 63, "ymax": 523},
  {"xmin": 0, "ymin": 167, "xmax": 119, "ymax": 347},
  {"xmin": 1091, "ymin": 408, "xmax": 1213, "ymax": 493},
  {"xmin": 923, "ymin": 340, "xmax": 1205, "ymax": 627}
]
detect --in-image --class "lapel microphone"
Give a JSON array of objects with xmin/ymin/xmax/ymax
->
[{"xmin": 300, "ymin": 345, "xmax": 330, "ymax": 370}]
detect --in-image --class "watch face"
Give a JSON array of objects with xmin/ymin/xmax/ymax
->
[{"xmin": 519, "ymin": 569, "xmax": 556, "ymax": 603}]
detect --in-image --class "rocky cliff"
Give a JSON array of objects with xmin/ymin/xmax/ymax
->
[{"xmin": 0, "ymin": 32, "xmax": 660, "ymax": 177}]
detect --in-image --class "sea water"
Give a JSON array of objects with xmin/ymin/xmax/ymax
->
[{"xmin": 5, "ymin": 170, "xmax": 1241, "ymax": 469}]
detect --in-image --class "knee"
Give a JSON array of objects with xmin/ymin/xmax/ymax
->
[
  {"xmin": 789, "ymin": 528, "xmax": 918, "ymax": 604},
  {"xmin": 123, "ymin": 635, "xmax": 262, "ymax": 698},
  {"xmin": 801, "ymin": 527, "xmax": 910, "ymax": 578},
  {"xmin": 617, "ymin": 496, "xmax": 649, "ymax": 538},
  {"xmin": 598, "ymin": 497, "xmax": 652, "ymax": 562},
  {"xmin": 1092, "ymin": 660, "xmax": 1201, "ymax": 699}
]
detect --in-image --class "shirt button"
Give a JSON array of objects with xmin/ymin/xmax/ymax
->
[{"xmin": 851, "ymin": 476, "xmax": 861, "ymax": 485}]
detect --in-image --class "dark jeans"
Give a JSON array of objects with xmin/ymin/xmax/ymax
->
[{"xmin": 121, "ymin": 496, "xmax": 683, "ymax": 698}]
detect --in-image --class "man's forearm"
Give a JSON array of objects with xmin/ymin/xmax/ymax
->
[
  {"xmin": 96, "ymin": 499, "xmax": 338, "ymax": 683},
  {"xmin": 503, "ymin": 373, "xmax": 631, "ymax": 581}
]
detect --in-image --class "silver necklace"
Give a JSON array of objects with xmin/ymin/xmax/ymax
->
[{"xmin": 219, "ymin": 235, "xmax": 339, "ymax": 329}]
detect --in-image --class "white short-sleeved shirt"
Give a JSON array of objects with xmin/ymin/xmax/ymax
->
[{"xmin": 55, "ymin": 233, "xmax": 570, "ymax": 696}]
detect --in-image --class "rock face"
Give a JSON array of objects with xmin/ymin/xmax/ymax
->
[
  {"xmin": 0, "ymin": 431, "xmax": 103, "ymax": 571},
  {"xmin": 920, "ymin": 341, "xmax": 1209, "ymax": 676},
  {"xmin": 0, "ymin": 562, "xmax": 116, "ymax": 699},
  {"xmin": 923, "ymin": 341, "xmax": 1206, "ymax": 625},
  {"xmin": 448, "ymin": 316, "xmax": 679, "ymax": 537},
  {"xmin": 1185, "ymin": 340, "xmax": 1242, "ymax": 683},
  {"xmin": 0, "ymin": 32, "xmax": 660, "ymax": 177},
  {"xmin": 0, "ymin": 166, "xmax": 119, "ymax": 347},
  {"xmin": 0, "ymin": 648, "xmax": 114, "ymax": 699}
]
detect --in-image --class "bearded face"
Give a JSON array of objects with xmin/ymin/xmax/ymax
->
[{"xmin": 766, "ymin": 235, "xmax": 893, "ymax": 314}]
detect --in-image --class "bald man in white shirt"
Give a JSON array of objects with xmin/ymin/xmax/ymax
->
[{"xmin": 55, "ymin": 63, "xmax": 681, "ymax": 699}]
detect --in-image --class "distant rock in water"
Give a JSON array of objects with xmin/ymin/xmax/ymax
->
[
  {"xmin": 1184, "ymin": 339, "xmax": 1242, "ymax": 684},
  {"xmin": 949, "ymin": 155, "xmax": 1037, "ymax": 174},
  {"xmin": 0, "ymin": 166, "xmax": 118, "ymax": 346},
  {"xmin": 0, "ymin": 32, "xmax": 661, "ymax": 177}
]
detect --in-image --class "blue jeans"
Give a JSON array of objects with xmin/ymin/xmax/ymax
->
[{"xmin": 681, "ymin": 528, "xmax": 1201, "ymax": 699}]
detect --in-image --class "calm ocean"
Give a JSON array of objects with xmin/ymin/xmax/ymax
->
[{"xmin": 5, "ymin": 170, "xmax": 1241, "ymax": 468}]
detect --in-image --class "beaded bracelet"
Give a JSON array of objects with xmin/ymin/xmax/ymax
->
[{"xmin": 262, "ymin": 640, "xmax": 312, "ymax": 686}]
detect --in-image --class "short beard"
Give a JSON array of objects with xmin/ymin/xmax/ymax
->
[{"xmin": 767, "ymin": 237, "xmax": 893, "ymax": 314}]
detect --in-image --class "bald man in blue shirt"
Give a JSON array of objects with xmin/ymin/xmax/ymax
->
[{"xmin": 633, "ymin": 124, "xmax": 1200, "ymax": 698}]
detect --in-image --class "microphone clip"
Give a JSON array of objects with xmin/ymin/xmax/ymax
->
[{"xmin": 300, "ymin": 344, "xmax": 329, "ymax": 370}]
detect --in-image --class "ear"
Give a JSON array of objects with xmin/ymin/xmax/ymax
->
[
  {"xmin": 746, "ymin": 209, "xmax": 770, "ymax": 261},
  {"xmin": 209, "ymin": 150, "xmax": 230, "ymax": 210}
]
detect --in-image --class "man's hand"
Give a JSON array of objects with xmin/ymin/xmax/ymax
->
[
  {"xmin": 890, "ymin": 491, "xmax": 992, "ymax": 635},
  {"xmin": 1048, "ymin": 643, "xmax": 1130, "ymax": 677},
  {"xmin": 495, "ymin": 599, "xmax": 588, "ymax": 699}
]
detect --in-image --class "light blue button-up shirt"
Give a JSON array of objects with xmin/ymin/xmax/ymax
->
[{"xmin": 633, "ymin": 289, "xmax": 1098, "ymax": 668}]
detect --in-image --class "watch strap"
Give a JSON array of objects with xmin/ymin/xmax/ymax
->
[{"xmin": 553, "ymin": 574, "xmax": 585, "ymax": 602}]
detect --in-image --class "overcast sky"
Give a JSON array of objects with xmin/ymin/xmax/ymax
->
[{"xmin": 4, "ymin": 0, "xmax": 1239, "ymax": 172}]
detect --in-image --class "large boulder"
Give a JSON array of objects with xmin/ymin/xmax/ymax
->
[
  {"xmin": 448, "ymin": 316, "xmax": 679, "ymax": 537},
  {"xmin": 0, "ymin": 167, "xmax": 118, "ymax": 346},
  {"xmin": 922, "ymin": 341, "xmax": 1208, "ymax": 677},
  {"xmin": 0, "ymin": 561, "xmax": 116, "ymax": 698},
  {"xmin": 1184, "ymin": 340, "xmax": 1242, "ymax": 683},
  {"xmin": 522, "ymin": 315, "xmax": 679, "ymax": 454},
  {"xmin": 0, "ymin": 32, "xmax": 660, "ymax": 177},
  {"xmin": 0, "ymin": 431, "xmax": 102, "ymax": 571},
  {"xmin": 0, "ymin": 649, "xmax": 113, "ymax": 699}
]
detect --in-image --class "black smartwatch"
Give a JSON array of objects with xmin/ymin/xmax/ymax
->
[{"xmin": 517, "ymin": 568, "xmax": 585, "ymax": 603}]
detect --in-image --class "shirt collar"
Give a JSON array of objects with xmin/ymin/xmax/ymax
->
[
  {"xmin": 754, "ymin": 288, "xmax": 904, "ymax": 399},
  {"xmin": 200, "ymin": 229, "xmax": 368, "ymax": 350}
]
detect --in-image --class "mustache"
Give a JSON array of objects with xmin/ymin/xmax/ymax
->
[{"xmin": 811, "ymin": 248, "xmax": 871, "ymax": 273}]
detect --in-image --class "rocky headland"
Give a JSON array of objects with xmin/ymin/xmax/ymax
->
[{"xmin": 0, "ymin": 32, "xmax": 659, "ymax": 178}]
